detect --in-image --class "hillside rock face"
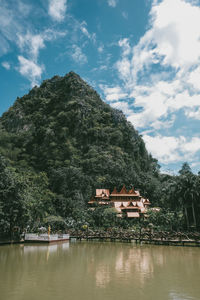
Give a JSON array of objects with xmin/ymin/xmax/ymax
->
[{"xmin": 0, "ymin": 72, "xmax": 159, "ymax": 210}]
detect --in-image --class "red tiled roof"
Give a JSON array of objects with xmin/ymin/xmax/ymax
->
[
  {"xmin": 119, "ymin": 184, "xmax": 128, "ymax": 194},
  {"xmin": 111, "ymin": 187, "xmax": 118, "ymax": 195},
  {"xmin": 128, "ymin": 188, "xmax": 135, "ymax": 194}
]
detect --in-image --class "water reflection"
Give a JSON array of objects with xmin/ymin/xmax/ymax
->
[
  {"xmin": 0, "ymin": 242, "xmax": 200, "ymax": 300},
  {"xmin": 93, "ymin": 245, "xmax": 158, "ymax": 288},
  {"xmin": 22, "ymin": 242, "xmax": 69, "ymax": 256},
  {"xmin": 84, "ymin": 243, "xmax": 200, "ymax": 300}
]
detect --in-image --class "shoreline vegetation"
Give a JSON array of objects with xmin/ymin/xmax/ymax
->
[{"xmin": 1, "ymin": 228, "xmax": 200, "ymax": 247}]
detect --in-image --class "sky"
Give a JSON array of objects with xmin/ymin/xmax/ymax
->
[{"xmin": 1, "ymin": 0, "xmax": 200, "ymax": 174}]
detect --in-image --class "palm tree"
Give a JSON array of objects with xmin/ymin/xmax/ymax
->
[{"xmin": 177, "ymin": 163, "xmax": 198, "ymax": 229}]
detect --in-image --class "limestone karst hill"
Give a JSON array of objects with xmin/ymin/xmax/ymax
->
[{"xmin": 0, "ymin": 71, "xmax": 160, "ymax": 213}]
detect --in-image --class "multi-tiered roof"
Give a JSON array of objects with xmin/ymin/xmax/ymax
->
[{"xmin": 88, "ymin": 185, "xmax": 150, "ymax": 218}]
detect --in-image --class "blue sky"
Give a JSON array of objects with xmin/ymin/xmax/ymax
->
[{"xmin": 1, "ymin": 0, "xmax": 200, "ymax": 174}]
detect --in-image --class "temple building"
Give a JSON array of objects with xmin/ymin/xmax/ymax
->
[{"xmin": 88, "ymin": 185, "xmax": 150, "ymax": 218}]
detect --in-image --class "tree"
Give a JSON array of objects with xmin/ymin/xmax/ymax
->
[
  {"xmin": 0, "ymin": 155, "xmax": 28, "ymax": 236},
  {"xmin": 177, "ymin": 163, "xmax": 199, "ymax": 228},
  {"xmin": 0, "ymin": 155, "xmax": 55, "ymax": 236},
  {"xmin": 91, "ymin": 206, "xmax": 118, "ymax": 228}
]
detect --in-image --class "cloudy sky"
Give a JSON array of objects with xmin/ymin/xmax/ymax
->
[{"xmin": 1, "ymin": 0, "xmax": 200, "ymax": 174}]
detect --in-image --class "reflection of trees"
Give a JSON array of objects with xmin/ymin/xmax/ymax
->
[
  {"xmin": 89, "ymin": 244, "xmax": 200, "ymax": 300},
  {"xmin": 96, "ymin": 265, "xmax": 111, "ymax": 287},
  {"xmin": 93, "ymin": 244, "xmax": 165, "ymax": 288}
]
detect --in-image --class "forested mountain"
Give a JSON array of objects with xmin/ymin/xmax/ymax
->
[
  {"xmin": 1, "ymin": 72, "xmax": 157, "ymax": 174},
  {"xmin": 0, "ymin": 72, "xmax": 199, "ymax": 233},
  {"xmin": 0, "ymin": 71, "xmax": 160, "ymax": 191}
]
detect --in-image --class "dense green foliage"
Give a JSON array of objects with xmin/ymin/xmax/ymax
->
[
  {"xmin": 0, "ymin": 155, "xmax": 56, "ymax": 236},
  {"xmin": 0, "ymin": 72, "xmax": 200, "ymax": 235}
]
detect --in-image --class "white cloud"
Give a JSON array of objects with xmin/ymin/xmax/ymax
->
[
  {"xmin": 143, "ymin": 135, "xmax": 181, "ymax": 163},
  {"xmin": 18, "ymin": 33, "xmax": 45, "ymax": 61},
  {"xmin": 18, "ymin": 1, "xmax": 32, "ymax": 16},
  {"xmin": 98, "ymin": 45, "xmax": 104, "ymax": 53},
  {"xmin": 0, "ymin": 4, "xmax": 22, "ymax": 46},
  {"xmin": 16, "ymin": 30, "xmax": 66, "ymax": 85},
  {"xmin": 100, "ymin": 85, "xmax": 128, "ymax": 102},
  {"xmin": 107, "ymin": 0, "xmax": 117, "ymax": 8},
  {"xmin": 187, "ymin": 66, "xmax": 200, "ymax": 91},
  {"xmin": 134, "ymin": 0, "xmax": 200, "ymax": 71},
  {"xmin": 160, "ymin": 168, "xmax": 176, "ymax": 176},
  {"xmin": 71, "ymin": 45, "xmax": 87, "ymax": 64},
  {"xmin": 2, "ymin": 61, "xmax": 10, "ymax": 70},
  {"xmin": 106, "ymin": 0, "xmax": 200, "ymax": 134},
  {"xmin": 80, "ymin": 24, "xmax": 90, "ymax": 38},
  {"xmin": 128, "ymin": 90, "xmax": 169, "ymax": 128},
  {"xmin": 185, "ymin": 108, "xmax": 200, "ymax": 120},
  {"xmin": 115, "ymin": 38, "xmax": 131, "ymax": 80},
  {"xmin": 80, "ymin": 21, "xmax": 96, "ymax": 43},
  {"xmin": 191, "ymin": 162, "xmax": 200, "ymax": 168},
  {"xmin": 150, "ymin": 0, "xmax": 200, "ymax": 69},
  {"xmin": 99, "ymin": 65, "xmax": 107, "ymax": 70},
  {"xmin": 0, "ymin": 3, "xmax": 45, "ymax": 85},
  {"xmin": 110, "ymin": 101, "xmax": 133, "ymax": 116},
  {"xmin": 168, "ymin": 91, "xmax": 200, "ymax": 111},
  {"xmin": 143, "ymin": 135, "xmax": 200, "ymax": 164},
  {"xmin": 18, "ymin": 56, "xmax": 44, "ymax": 87},
  {"xmin": 116, "ymin": 58, "xmax": 131, "ymax": 80},
  {"xmin": 102, "ymin": 0, "xmax": 200, "ymax": 171},
  {"xmin": 122, "ymin": 12, "xmax": 128, "ymax": 19},
  {"xmin": 182, "ymin": 137, "xmax": 200, "ymax": 154},
  {"xmin": 17, "ymin": 30, "xmax": 66, "ymax": 61},
  {"xmin": 118, "ymin": 38, "xmax": 131, "ymax": 56},
  {"xmin": 0, "ymin": 36, "xmax": 10, "ymax": 56},
  {"xmin": 0, "ymin": 1, "xmax": 67, "ymax": 86},
  {"xmin": 127, "ymin": 81, "xmax": 200, "ymax": 129},
  {"xmin": 48, "ymin": 0, "xmax": 67, "ymax": 22},
  {"xmin": 0, "ymin": 1, "xmax": 32, "ymax": 46}
]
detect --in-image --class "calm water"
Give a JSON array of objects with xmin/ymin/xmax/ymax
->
[{"xmin": 0, "ymin": 242, "xmax": 200, "ymax": 300}]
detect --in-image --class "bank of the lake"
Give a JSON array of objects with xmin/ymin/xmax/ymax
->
[
  {"xmin": 1, "ymin": 229, "xmax": 200, "ymax": 247},
  {"xmin": 69, "ymin": 228, "xmax": 200, "ymax": 247}
]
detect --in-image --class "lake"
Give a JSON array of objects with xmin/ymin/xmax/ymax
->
[{"xmin": 0, "ymin": 242, "xmax": 200, "ymax": 300}]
